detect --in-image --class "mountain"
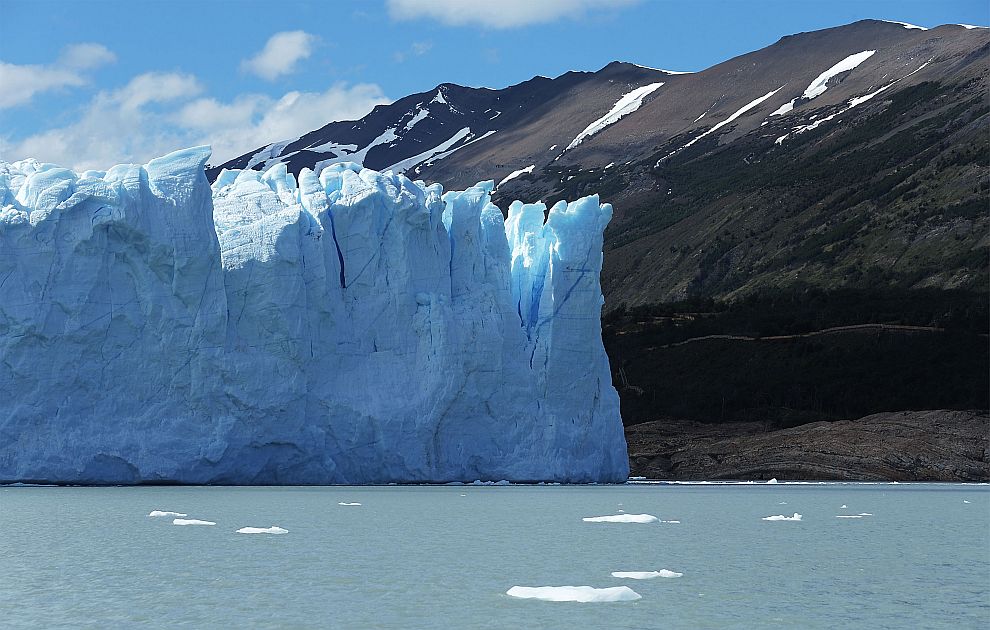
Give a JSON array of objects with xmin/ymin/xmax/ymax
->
[
  {"xmin": 214, "ymin": 20, "xmax": 989, "ymax": 432},
  {"xmin": 214, "ymin": 20, "xmax": 989, "ymax": 307}
]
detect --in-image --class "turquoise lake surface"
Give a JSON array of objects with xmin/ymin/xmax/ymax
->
[{"xmin": 1, "ymin": 482, "xmax": 987, "ymax": 629}]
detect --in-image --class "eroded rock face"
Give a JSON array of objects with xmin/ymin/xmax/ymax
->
[
  {"xmin": 627, "ymin": 410, "xmax": 989, "ymax": 481},
  {"xmin": 0, "ymin": 147, "xmax": 626, "ymax": 484}
]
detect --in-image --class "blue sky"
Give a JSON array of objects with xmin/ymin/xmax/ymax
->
[{"xmin": 1, "ymin": 0, "xmax": 986, "ymax": 169}]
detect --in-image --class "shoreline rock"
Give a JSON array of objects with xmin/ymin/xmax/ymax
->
[{"xmin": 626, "ymin": 409, "xmax": 989, "ymax": 481}]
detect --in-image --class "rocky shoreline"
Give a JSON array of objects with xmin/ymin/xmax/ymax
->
[{"xmin": 626, "ymin": 409, "xmax": 989, "ymax": 481}]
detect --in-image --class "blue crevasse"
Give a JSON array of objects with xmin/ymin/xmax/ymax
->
[{"xmin": 0, "ymin": 146, "xmax": 627, "ymax": 484}]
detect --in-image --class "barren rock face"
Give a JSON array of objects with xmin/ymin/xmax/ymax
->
[{"xmin": 627, "ymin": 410, "xmax": 989, "ymax": 481}]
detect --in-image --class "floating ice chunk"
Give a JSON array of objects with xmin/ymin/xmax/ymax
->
[
  {"xmin": 338, "ymin": 502, "xmax": 362, "ymax": 506},
  {"xmin": 659, "ymin": 520, "xmax": 680, "ymax": 524},
  {"xmin": 762, "ymin": 513, "xmax": 802, "ymax": 521},
  {"xmin": 149, "ymin": 510, "xmax": 187, "ymax": 518},
  {"xmin": 778, "ymin": 502, "xmax": 788, "ymax": 505},
  {"xmin": 506, "ymin": 586, "xmax": 641, "ymax": 602},
  {"xmin": 964, "ymin": 500, "xmax": 971, "ymax": 504},
  {"xmin": 236, "ymin": 526, "xmax": 288, "ymax": 534},
  {"xmin": 611, "ymin": 570, "xmax": 683, "ymax": 579},
  {"xmin": 767, "ymin": 478, "xmax": 778, "ymax": 484},
  {"xmin": 173, "ymin": 519, "xmax": 216, "ymax": 526},
  {"xmin": 583, "ymin": 514, "xmax": 659, "ymax": 524},
  {"xmin": 840, "ymin": 505, "xmax": 848, "ymax": 508},
  {"xmin": 836, "ymin": 515, "xmax": 863, "ymax": 519},
  {"xmin": 858, "ymin": 513, "xmax": 873, "ymax": 516}
]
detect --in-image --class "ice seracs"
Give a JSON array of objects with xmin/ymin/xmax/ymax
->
[{"xmin": 0, "ymin": 146, "xmax": 626, "ymax": 485}]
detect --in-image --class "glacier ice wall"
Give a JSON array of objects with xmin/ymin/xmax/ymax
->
[{"xmin": 0, "ymin": 147, "xmax": 626, "ymax": 484}]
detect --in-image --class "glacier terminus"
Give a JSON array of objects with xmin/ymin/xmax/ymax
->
[{"xmin": 0, "ymin": 146, "xmax": 627, "ymax": 484}]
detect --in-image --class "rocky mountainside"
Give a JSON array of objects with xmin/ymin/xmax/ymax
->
[
  {"xmin": 626, "ymin": 410, "xmax": 989, "ymax": 481},
  {"xmin": 214, "ymin": 19, "xmax": 989, "ymax": 306},
  {"xmin": 214, "ymin": 20, "xmax": 988, "ymax": 446}
]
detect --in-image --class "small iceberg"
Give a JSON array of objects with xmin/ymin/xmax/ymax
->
[
  {"xmin": 778, "ymin": 502, "xmax": 788, "ymax": 505},
  {"xmin": 836, "ymin": 515, "xmax": 863, "ymax": 519},
  {"xmin": 611, "ymin": 570, "xmax": 683, "ymax": 579},
  {"xmin": 236, "ymin": 526, "xmax": 288, "ymax": 534},
  {"xmin": 659, "ymin": 519, "xmax": 680, "ymax": 524},
  {"xmin": 762, "ymin": 513, "xmax": 802, "ymax": 521},
  {"xmin": 172, "ymin": 518, "xmax": 216, "ymax": 526},
  {"xmin": 506, "ymin": 586, "xmax": 641, "ymax": 602},
  {"xmin": 583, "ymin": 514, "xmax": 659, "ymax": 524},
  {"xmin": 858, "ymin": 512, "xmax": 873, "ymax": 516},
  {"xmin": 767, "ymin": 478, "xmax": 778, "ymax": 484},
  {"xmin": 964, "ymin": 500, "xmax": 971, "ymax": 504},
  {"xmin": 148, "ymin": 510, "xmax": 187, "ymax": 518},
  {"xmin": 338, "ymin": 502, "xmax": 362, "ymax": 506},
  {"xmin": 840, "ymin": 504, "xmax": 848, "ymax": 509}
]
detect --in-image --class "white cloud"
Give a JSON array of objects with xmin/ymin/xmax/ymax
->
[
  {"xmin": 176, "ymin": 83, "xmax": 390, "ymax": 163},
  {"xmin": 241, "ymin": 31, "xmax": 317, "ymax": 80},
  {"xmin": 386, "ymin": 0, "xmax": 639, "ymax": 28},
  {"xmin": 0, "ymin": 42, "xmax": 116, "ymax": 108},
  {"xmin": 58, "ymin": 43, "xmax": 117, "ymax": 70},
  {"xmin": 1, "ymin": 74, "xmax": 389, "ymax": 170}
]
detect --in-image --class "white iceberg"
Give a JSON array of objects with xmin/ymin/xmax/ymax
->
[
  {"xmin": 338, "ymin": 502, "xmax": 362, "ymax": 506},
  {"xmin": 236, "ymin": 526, "xmax": 288, "ymax": 534},
  {"xmin": 148, "ymin": 510, "xmax": 187, "ymax": 518},
  {"xmin": 172, "ymin": 519, "xmax": 216, "ymax": 526},
  {"xmin": 611, "ymin": 570, "xmax": 682, "ymax": 579},
  {"xmin": 583, "ymin": 514, "xmax": 659, "ymax": 524},
  {"xmin": 762, "ymin": 513, "xmax": 802, "ymax": 521},
  {"xmin": 0, "ymin": 146, "xmax": 626, "ymax": 485},
  {"xmin": 506, "ymin": 586, "xmax": 641, "ymax": 602}
]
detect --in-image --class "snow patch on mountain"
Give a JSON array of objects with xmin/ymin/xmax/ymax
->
[
  {"xmin": 882, "ymin": 20, "xmax": 927, "ymax": 30},
  {"xmin": 403, "ymin": 107, "xmax": 430, "ymax": 131},
  {"xmin": 802, "ymin": 50, "xmax": 876, "ymax": 100},
  {"xmin": 631, "ymin": 63, "xmax": 693, "ymax": 75},
  {"xmin": 497, "ymin": 165, "xmax": 535, "ymax": 189},
  {"xmin": 564, "ymin": 82, "xmax": 665, "ymax": 151},
  {"xmin": 775, "ymin": 58, "xmax": 932, "ymax": 145},
  {"xmin": 384, "ymin": 127, "xmax": 472, "ymax": 173},
  {"xmin": 660, "ymin": 87, "xmax": 782, "ymax": 163}
]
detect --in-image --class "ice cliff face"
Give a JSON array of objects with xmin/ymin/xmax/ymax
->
[{"xmin": 0, "ymin": 147, "xmax": 626, "ymax": 484}]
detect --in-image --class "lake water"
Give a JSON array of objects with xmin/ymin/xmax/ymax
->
[{"xmin": 1, "ymin": 482, "xmax": 987, "ymax": 629}]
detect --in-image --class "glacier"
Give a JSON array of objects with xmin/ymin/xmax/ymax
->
[{"xmin": 0, "ymin": 146, "xmax": 627, "ymax": 484}]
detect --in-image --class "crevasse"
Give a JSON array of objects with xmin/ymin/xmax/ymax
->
[{"xmin": 0, "ymin": 146, "xmax": 627, "ymax": 484}]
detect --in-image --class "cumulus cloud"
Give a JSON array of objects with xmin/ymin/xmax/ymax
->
[
  {"xmin": 1, "ymin": 74, "xmax": 389, "ymax": 170},
  {"xmin": 0, "ymin": 42, "xmax": 116, "ymax": 108},
  {"xmin": 241, "ymin": 31, "xmax": 317, "ymax": 80},
  {"xmin": 58, "ymin": 43, "xmax": 117, "ymax": 70},
  {"xmin": 176, "ymin": 83, "xmax": 390, "ymax": 163},
  {"xmin": 386, "ymin": 0, "xmax": 639, "ymax": 29}
]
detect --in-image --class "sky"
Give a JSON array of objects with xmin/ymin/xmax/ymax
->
[{"xmin": 1, "ymin": 0, "xmax": 986, "ymax": 170}]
